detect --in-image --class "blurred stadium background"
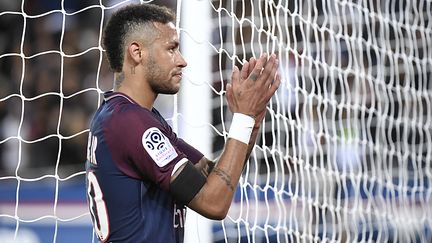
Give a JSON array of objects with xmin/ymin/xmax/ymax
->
[{"xmin": 0, "ymin": 1, "xmax": 120, "ymax": 242}]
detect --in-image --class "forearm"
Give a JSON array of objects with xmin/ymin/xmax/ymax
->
[
  {"xmin": 195, "ymin": 123, "xmax": 259, "ymax": 177},
  {"xmin": 188, "ymin": 138, "xmax": 247, "ymax": 219},
  {"xmin": 244, "ymin": 126, "xmax": 260, "ymax": 163},
  {"xmin": 186, "ymin": 53, "xmax": 280, "ymax": 219}
]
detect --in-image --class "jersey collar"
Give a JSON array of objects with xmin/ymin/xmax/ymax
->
[{"xmin": 103, "ymin": 91, "xmax": 137, "ymax": 105}]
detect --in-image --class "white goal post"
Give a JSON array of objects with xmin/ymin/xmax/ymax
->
[{"xmin": 0, "ymin": 0, "xmax": 431, "ymax": 243}]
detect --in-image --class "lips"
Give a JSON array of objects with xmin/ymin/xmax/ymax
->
[{"xmin": 173, "ymin": 72, "xmax": 182, "ymax": 78}]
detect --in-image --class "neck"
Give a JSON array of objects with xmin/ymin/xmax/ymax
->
[{"xmin": 114, "ymin": 72, "xmax": 157, "ymax": 110}]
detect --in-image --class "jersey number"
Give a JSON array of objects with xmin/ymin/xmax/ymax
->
[{"xmin": 87, "ymin": 171, "xmax": 110, "ymax": 241}]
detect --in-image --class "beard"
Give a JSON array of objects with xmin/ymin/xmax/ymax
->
[{"xmin": 145, "ymin": 53, "xmax": 180, "ymax": 95}]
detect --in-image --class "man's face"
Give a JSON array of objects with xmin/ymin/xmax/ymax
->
[{"xmin": 143, "ymin": 22, "xmax": 187, "ymax": 95}]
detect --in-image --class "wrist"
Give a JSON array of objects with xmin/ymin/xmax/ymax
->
[
  {"xmin": 253, "ymin": 122, "xmax": 261, "ymax": 130},
  {"xmin": 228, "ymin": 113, "xmax": 255, "ymax": 144}
]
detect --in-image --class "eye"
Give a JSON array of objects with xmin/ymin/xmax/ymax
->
[{"xmin": 168, "ymin": 43, "xmax": 179, "ymax": 53}]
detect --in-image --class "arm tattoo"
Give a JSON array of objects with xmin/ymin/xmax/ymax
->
[
  {"xmin": 198, "ymin": 159, "xmax": 216, "ymax": 178},
  {"xmin": 205, "ymin": 160, "xmax": 216, "ymax": 175},
  {"xmin": 213, "ymin": 167, "xmax": 235, "ymax": 191}
]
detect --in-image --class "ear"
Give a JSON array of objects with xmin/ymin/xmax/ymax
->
[{"xmin": 127, "ymin": 41, "xmax": 143, "ymax": 64}]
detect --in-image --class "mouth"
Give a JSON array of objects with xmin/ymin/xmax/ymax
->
[{"xmin": 173, "ymin": 72, "xmax": 182, "ymax": 79}]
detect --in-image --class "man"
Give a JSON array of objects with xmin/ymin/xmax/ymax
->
[{"xmin": 85, "ymin": 3, "xmax": 280, "ymax": 242}]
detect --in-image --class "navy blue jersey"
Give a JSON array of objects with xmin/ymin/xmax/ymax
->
[{"xmin": 85, "ymin": 91, "xmax": 203, "ymax": 243}]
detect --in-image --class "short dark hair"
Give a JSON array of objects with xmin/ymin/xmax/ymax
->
[{"xmin": 103, "ymin": 4, "xmax": 175, "ymax": 72}]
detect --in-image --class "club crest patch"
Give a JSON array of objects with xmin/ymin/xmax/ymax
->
[{"xmin": 142, "ymin": 127, "xmax": 178, "ymax": 167}]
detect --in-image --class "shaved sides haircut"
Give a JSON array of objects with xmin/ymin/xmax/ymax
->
[{"xmin": 103, "ymin": 4, "xmax": 175, "ymax": 72}]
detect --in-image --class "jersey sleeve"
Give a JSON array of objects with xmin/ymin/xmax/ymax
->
[
  {"xmin": 152, "ymin": 108, "xmax": 204, "ymax": 164},
  {"xmin": 175, "ymin": 138, "xmax": 204, "ymax": 164},
  {"xmin": 105, "ymin": 106, "xmax": 187, "ymax": 191}
]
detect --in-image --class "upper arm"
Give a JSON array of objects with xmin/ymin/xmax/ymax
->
[
  {"xmin": 169, "ymin": 156, "xmax": 228, "ymax": 220},
  {"xmin": 169, "ymin": 160, "xmax": 206, "ymax": 206},
  {"xmin": 193, "ymin": 157, "xmax": 216, "ymax": 178},
  {"xmin": 169, "ymin": 156, "xmax": 214, "ymax": 203},
  {"xmin": 170, "ymin": 156, "xmax": 214, "ymax": 183},
  {"xmin": 172, "ymin": 138, "xmax": 204, "ymax": 165},
  {"xmin": 153, "ymin": 110, "xmax": 204, "ymax": 165}
]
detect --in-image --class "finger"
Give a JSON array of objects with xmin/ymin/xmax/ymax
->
[
  {"xmin": 247, "ymin": 53, "xmax": 268, "ymax": 82},
  {"xmin": 226, "ymin": 83, "xmax": 233, "ymax": 101},
  {"xmin": 226, "ymin": 83, "xmax": 236, "ymax": 112},
  {"xmin": 248, "ymin": 57, "xmax": 257, "ymax": 74},
  {"xmin": 240, "ymin": 61, "xmax": 249, "ymax": 81},
  {"xmin": 266, "ymin": 72, "xmax": 281, "ymax": 100},
  {"xmin": 264, "ymin": 59, "xmax": 279, "ymax": 88},
  {"xmin": 257, "ymin": 54, "xmax": 277, "ymax": 85}
]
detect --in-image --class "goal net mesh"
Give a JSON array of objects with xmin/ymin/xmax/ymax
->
[
  {"xmin": 0, "ymin": 0, "xmax": 430, "ymax": 242},
  {"xmin": 208, "ymin": 0, "xmax": 432, "ymax": 242}
]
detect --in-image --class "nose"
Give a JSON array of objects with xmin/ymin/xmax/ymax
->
[{"xmin": 177, "ymin": 52, "xmax": 187, "ymax": 68}]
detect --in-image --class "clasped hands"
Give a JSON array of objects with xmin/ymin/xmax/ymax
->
[{"xmin": 226, "ymin": 53, "xmax": 281, "ymax": 128}]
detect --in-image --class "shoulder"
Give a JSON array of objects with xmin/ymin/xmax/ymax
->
[
  {"xmin": 102, "ymin": 92, "xmax": 157, "ymax": 126},
  {"xmin": 101, "ymin": 92, "xmax": 172, "ymax": 144},
  {"xmin": 106, "ymin": 104, "xmax": 162, "ymax": 137},
  {"xmin": 103, "ymin": 92, "xmax": 156, "ymax": 123}
]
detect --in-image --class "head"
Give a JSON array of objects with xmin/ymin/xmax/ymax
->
[{"xmin": 103, "ymin": 4, "xmax": 187, "ymax": 94}]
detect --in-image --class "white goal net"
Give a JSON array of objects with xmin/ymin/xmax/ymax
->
[{"xmin": 0, "ymin": 0, "xmax": 431, "ymax": 242}]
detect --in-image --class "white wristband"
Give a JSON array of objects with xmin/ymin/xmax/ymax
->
[{"xmin": 228, "ymin": 113, "xmax": 255, "ymax": 144}]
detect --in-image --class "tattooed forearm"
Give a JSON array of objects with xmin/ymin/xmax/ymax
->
[{"xmin": 213, "ymin": 167, "xmax": 234, "ymax": 191}]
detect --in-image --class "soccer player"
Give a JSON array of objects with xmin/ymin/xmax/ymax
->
[{"xmin": 85, "ymin": 3, "xmax": 280, "ymax": 242}]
